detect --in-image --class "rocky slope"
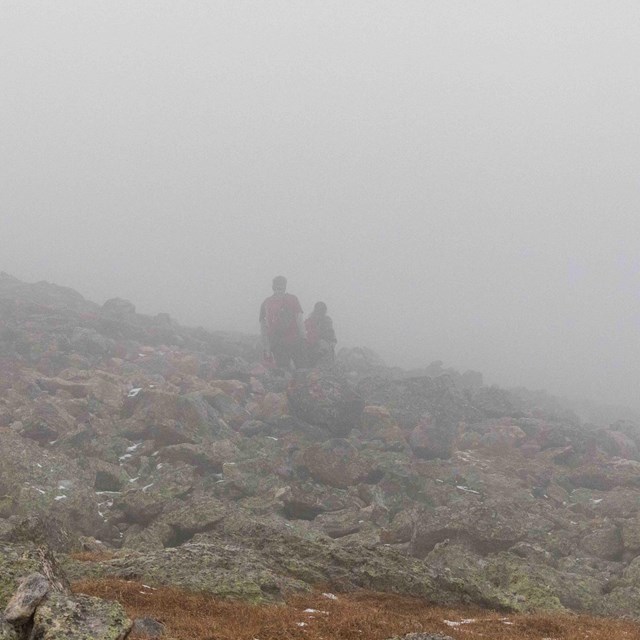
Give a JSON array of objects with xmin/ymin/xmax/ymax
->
[{"xmin": 2, "ymin": 272, "xmax": 640, "ymax": 635}]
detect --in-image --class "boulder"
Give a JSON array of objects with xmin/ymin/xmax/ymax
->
[
  {"xmin": 0, "ymin": 622, "xmax": 19, "ymax": 640},
  {"xmin": 478, "ymin": 424, "xmax": 527, "ymax": 450},
  {"xmin": 621, "ymin": 517, "xmax": 640, "ymax": 555},
  {"xmin": 256, "ymin": 392, "xmax": 289, "ymax": 422},
  {"xmin": 102, "ymin": 297, "xmax": 136, "ymax": 317},
  {"xmin": 408, "ymin": 415, "xmax": 461, "ymax": 460},
  {"xmin": 201, "ymin": 389, "xmax": 250, "ymax": 428},
  {"xmin": 593, "ymin": 429, "xmax": 639, "ymax": 460},
  {"xmin": 114, "ymin": 463, "xmax": 196, "ymax": 525},
  {"xmin": 0, "ymin": 545, "xmax": 129, "ymax": 639},
  {"xmin": 13, "ymin": 397, "xmax": 77, "ymax": 443},
  {"xmin": 3, "ymin": 573, "xmax": 49, "ymax": 624},
  {"xmin": 132, "ymin": 617, "xmax": 166, "ymax": 637},
  {"xmin": 287, "ymin": 370, "xmax": 364, "ymax": 437},
  {"xmin": 0, "ymin": 430, "xmax": 104, "ymax": 540},
  {"xmin": 0, "ymin": 546, "xmax": 47, "ymax": 611},
  {"xmin": 580, "ymin": 523, "xmax": 623, "ymax": 560},
  {"xmin": 122, "ymin": 390, "xmax": 232, "ymax": 445},
  {"xmin": 410, "ymin": 500, "xmax": 534, "ymax": 558},
  {"xmin": 301, "ymin": 439, "xmax": 380, "ymax": 489},
  {"xmin": 314, "ymin": 508, "xmax": 368, "ymax": 539},
  {"xmin": 158, "ymin": 441, "xmax": 238, "ymax": 474},
  {"xmin": 358, "ymin": 375, "xmax": 476, "ymax": 430},
  {"xmin": 30, "ymin": 592, "xmax": 132, "ymax": 640},
  {"xmin": 278, "ymin": 483, "xmax": 355, "ymax": 520},
  {"xmin": 74, "ymin": 520, "xmax": 443, "ymax": 603}
]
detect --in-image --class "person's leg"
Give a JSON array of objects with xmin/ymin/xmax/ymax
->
[
  {"xmin": 271, "ymin": 343, "xmax": 291, "ymax": 369},
  {"xmin": 292, "ymin": 340, "xmax": 309, "ymax": 369}
]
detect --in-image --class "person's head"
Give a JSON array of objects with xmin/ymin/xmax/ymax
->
[
  {"xmin": 313, "ymin": 301, "xmax": 327, "ymax": 316},
  {"xmin": 272, "ymin": 275, "xmax": 287, "ymax": 294}
]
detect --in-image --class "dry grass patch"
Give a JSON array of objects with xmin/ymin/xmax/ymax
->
[{"xmin": 73, "ymin": 578, "xmax": 640, "ymax": 640}]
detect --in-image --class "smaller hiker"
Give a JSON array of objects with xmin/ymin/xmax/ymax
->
[
  {"xmin": 305, "ymin": 301, "xmax": 337, "ymax": 367},
  {"xmin": 259, "ymin": 276, "xmax": 306, "ymax": 370}
]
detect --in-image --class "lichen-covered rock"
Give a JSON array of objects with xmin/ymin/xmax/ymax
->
[
  {"xmin": 0, "ymin": 430, "xmax": 104, "ymax": 539},
  {"xmin": 0, "ymin": 621, "xmax": 19, "ymax": 640},
  {"xmin": 593, "ymin": 429, "xmax": 639, "ymax": 460},
  {"xmin": 201, "ymin": 389, "xmax": 250, "ymax": 428},
  {"xmin": 426, "ymin": 543, "xmax": 606, "ymax": 613},
  {"xmin": 580, "ymin": 523, "xmax": 623, "ymax": 560},
  {"xmin": 599, "ymin": 585, "xmax": 640, "ymax": 619},
  {"xmin": 13, "ymin": 397, "xmax": 78, "ymax": 443},
  {"xmin": 408, "ymin": 415, "xmax": 461, "ymax": 460},
  {"xmin": 278, "ymin": 482, "xmax": 354, "ymax": 520},
  {"xmin": 410, "ymin": 499, "xmax": 535, "ymax": 558},
  {"xmin": 314, "ymin": 508, "xmax": 370, "ymax": 539},
  {"xmin": 4, "ymin": 515, "xmax": 77, "ymax": 553},
  {"xmin": 478, "ymin": 424, "xmax": 527, "ymax": 450},
  {"xmin": 256, "ymin": 392, "xmax": 289, "ymax": 422},
  {"xmin": 113, "ymin": 462, "xmax": 196, "ymax": 525},
  {"xmin": 121, "ymin": 390, "xmax": 232, "ymax": 446},
  {"xmin": 357, "ymin": 375, "xmax": 477, "ymax": 431},
  {"xmin": 621, "ymin": 517, "xmax": 640, "ymax": 555},
  {"xmin": 301, "ymin": 439, "xmax": 380, "ymax": 489},
  {"xmin": 158, "ymin": 440, "xmax": 238, "ymax": 473},
  {"xmin": 68, "ymin": 516, "xmax": 443, "ymax": 604},
  {"xmin": 30, "ymin": 592, "xmax": 132, "ymax": 640},
  {"xmin": 0, "ymin": 545, "xmax": 45, "ymax": 610},
  {"xmin": 0, "ymin": 545, "xmax": 127, "ymax": 639},
  {"xmin": 287, "ymin": 370, "xmax": 364, "ymax": 436},
  {"xmin": 566, "ymin": 457, "xmax": 640, "ymax": 491},
  {"xmin": 132, "ymin": 617, "xmax": 166, "ymax": 637},
  {"xmin": 361, "ymin": 405, "xmax": 395, "ymax": 434},
  {"xmin": 3, "ymin": 572, "xmax": 49, "ymax": 623}
]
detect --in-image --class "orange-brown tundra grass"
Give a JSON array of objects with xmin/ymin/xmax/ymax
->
[{"xmin": 73, "ymin": 578, "xmax": 640, "ymax": 640}]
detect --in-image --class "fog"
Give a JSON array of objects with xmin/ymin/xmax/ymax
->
[{"xmin": 2, "ymin": 2, "xmax": 639, "ymax": 409}]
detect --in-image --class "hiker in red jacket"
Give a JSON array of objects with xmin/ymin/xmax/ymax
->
[
  {"xmin": 305, "ymin": 301, "xmax": 337, "ymax": 367},
  {"xmin": 259, "ymin": 276, "xmax": 306, "ymax": 370}
]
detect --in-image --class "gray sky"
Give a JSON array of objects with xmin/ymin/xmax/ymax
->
[{"xmin": 2, "ymin": 1, "xmax": 639, "ymax": 409}]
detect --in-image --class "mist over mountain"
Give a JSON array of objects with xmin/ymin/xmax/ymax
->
[{"xmin": 3, "ymin": 2, "xmax": 639, "ymax": 415}]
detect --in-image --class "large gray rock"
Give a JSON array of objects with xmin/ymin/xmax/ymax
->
[
  {"xmin": 132, "ymin": 617, "xmax": 166, "ymax": 637},
  {"xmin": 30, "ymin": 592, "xmax": 132, "ymax": 640},
  {"xmin": 357, "ymin": 375, "xmax": 477, "ymax": 430},
  {"xmin": 300, "ymin": 439, "xmax": 380, "ymax": 488},
  {"xmin": 0, "ymin": 621, "xmax": 19, "ymax": 640},
  {"xmin": 408, "ymin": 415, "xmax": 461, "ymax": 460},
  {"xmin": 0, "ymin": 544, "xmax": 131, "ymax": 640},
  {"xmin": 3, "ymin": 573, "xmax": 49, "ymax": 623},
  {"xmin": 287, "ymin": 369, "xmax": 364, "ymax": 437}
]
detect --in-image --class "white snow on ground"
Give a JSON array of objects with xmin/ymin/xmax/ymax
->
[
  {"xmin": 444, "ymin": 618, "xmax": 477, "ymax": 627},
  {"xmin": 456, "ymin": 485, "xmax": 481, "ymax": 495},
  {"xmin": 303, "ymin": 609, "xmax": 328, "ymax": 614}
]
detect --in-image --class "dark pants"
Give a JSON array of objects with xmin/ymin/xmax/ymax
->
[{"xmin": 271, "ymin": 339, "xmax": 307, "ymax": 369}]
